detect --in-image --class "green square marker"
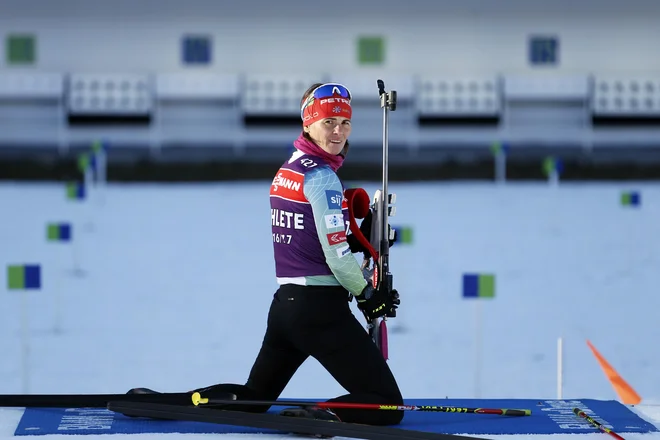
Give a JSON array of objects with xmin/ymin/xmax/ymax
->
[
  {"xmin": 7, "ymin": 265, "xmax": 25, "ymax": 289},
  {"xmin": 66, "ymin": 182, "xmax": 77, "ymax": 199},
  {"xmin": 542, "ymin": 157, "xmax": 554, "ymax": 177},
  {"xmin": 490, "ymin": 142, "xmax": 500, "ymax": 156},
  {"xmin": 6, "ymin": 34, "xmax": 36, "ymax": 65},
  {"xmin": 47, "ymin": 223, "xmax": 59, "ymax": 241},
  {"xmin": 78, "ymin": 153, "xmax": 90, "ymax": 173},
  {"xmin": 358, "ymin": 36, "xmax": 385, "ymax": 65},
  {"xmin": 398, "ymin": 226, "xmax": 413, "ymax": 244},
  {"xmin": 478, "ymin": 274, "xmax": 495, "ymax": 298}
]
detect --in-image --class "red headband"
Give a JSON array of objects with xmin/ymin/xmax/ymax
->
[{"xmin": 301, "ymin": 96, "xmax": 352, "ymax": 126}]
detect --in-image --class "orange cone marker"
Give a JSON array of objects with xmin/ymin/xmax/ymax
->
[{"xmin": 587, "ymin": 340, "xmax": 641, "ymax": 405}]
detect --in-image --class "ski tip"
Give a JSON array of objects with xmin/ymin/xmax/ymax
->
[{"xmin": 191, "ymin": 392, "xmax": 207, "ymax": 406}]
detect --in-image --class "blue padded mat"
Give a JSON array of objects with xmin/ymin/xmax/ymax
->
[{"xmin": 14, "ymin": 398, "xmax": 658, "ymax": 436}]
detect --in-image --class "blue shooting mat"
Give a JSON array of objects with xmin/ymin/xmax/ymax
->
[{"xmin": 14, "ymin": 398, "xmax": 659, "ymax": 436}]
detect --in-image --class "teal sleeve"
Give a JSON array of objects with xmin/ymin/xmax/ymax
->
[{"xmin": 304, "ymin": 167, "xmax": 368, "ymax": 297}]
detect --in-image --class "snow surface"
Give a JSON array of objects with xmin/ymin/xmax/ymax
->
[{"xmin": 1, "ymin": 180, "xmax": 659, "ymax": 439}]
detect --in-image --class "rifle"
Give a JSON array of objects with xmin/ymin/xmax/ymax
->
[{"xmin": 364, "ymin": 80, "xmax": 398, "ymax": 358}]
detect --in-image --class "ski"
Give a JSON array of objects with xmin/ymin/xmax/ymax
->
[
  {"xmin": 0, "ymin": 392, "xmax": 192, "ymax": 408},
  {"xmin": 190, "ymin": 392, "xmax": 531, "ymax": 416},
  {"xmin": 108, "ymin": 401, "xmax": 489, "ymax": 440}
]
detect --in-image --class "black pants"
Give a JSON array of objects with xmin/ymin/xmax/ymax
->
[{"xmin": 198, "ymin": 284, "xmax": 404, "ymax": 426}]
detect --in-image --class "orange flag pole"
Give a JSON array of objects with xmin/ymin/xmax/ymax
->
[{"xmin": 586, "ymin": 340, "xmax": 642, "ymax": 405}]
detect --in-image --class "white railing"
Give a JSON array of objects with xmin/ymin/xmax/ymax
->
[{"xmin": 1, "ymin": 72, "xmax": 660, "ymax": 155}]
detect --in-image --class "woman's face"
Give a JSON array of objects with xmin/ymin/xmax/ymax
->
[{"xmin": 305, "ymin": 117, "xmax": 352, "ymax": 155}]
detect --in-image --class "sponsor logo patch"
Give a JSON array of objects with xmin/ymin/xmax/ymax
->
[
  {"xmin": 336, "ymin": 245, "xmax": 351, "ymax": 258},
  {"xmin": 270, "ymin": 168, "xmax": 306, "ymax": 203},
  {"xmin": 326, "ymin": 231, "xmax": 347, "ymax": 245},
  {"xmin": 324, "ymin": 214, "xmax": 344, "ymax": 229},
  {"xmin": 325, "ymin": 190, "xmax": 343, "ymax": 210}
]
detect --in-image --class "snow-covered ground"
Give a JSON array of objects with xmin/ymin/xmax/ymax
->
[{"xmin": 1, "ymin": 180, "xmax": 659, "ymax": 439}]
